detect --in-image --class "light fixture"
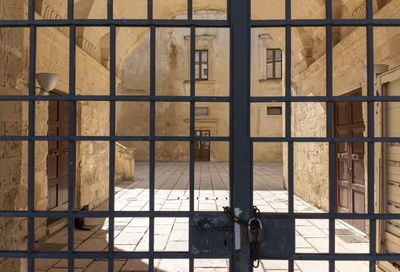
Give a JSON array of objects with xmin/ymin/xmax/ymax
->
[
  {"xmin": 361, "ymin": 64, "xmax": 389, "ymax": 84},
  {"xmin": 36, "ymin": 73, "xmax": 60, "ymax": 95}
]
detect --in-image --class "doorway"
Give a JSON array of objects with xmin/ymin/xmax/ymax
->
[
  {"xmin": 195, "ymin": 130, "xmax": 210, "ymax": 161},
  {"xmin": 334, "ymin": 89, "xmax": 366, "ymax": 232},
  {"xmin": 47, "ymin": 91, "xmax": 69, "ymax": 212}
]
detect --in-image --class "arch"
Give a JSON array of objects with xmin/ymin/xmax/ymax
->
[{"xmin": 114, "ymin": 0, "xmax": 331, "ymax": 77}]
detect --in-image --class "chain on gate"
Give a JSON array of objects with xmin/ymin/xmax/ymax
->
[{"xmin": 223, "ymin": 205, "xmax": 265, "ymax": 268}]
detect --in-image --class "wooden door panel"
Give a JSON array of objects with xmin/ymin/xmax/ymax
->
[
  {"xmin": 353, "ymin": 160, "xmax": 364, "ymax": 185},
  {"xmin": 335, "ymin": 90, "xmax": 365, "ymax": 232},
  {"xmin": 336, "ymin": 103, "xmax": 349, "ymax": 126},
  {"xmin": 48, "ymin": 184, "xmax": 57, "ymax": 209},
  {"xmin": 48, "ymin": 93, "xmax": 70, "ymax": 211},
  {"xmin": 194, "ymin": 130, "xmax": 211, "ymax": 161},
  {"xmin": 351, "ymin": 101, "xmax": 363, "ymax": 123},
  {"xmin": 48, "ymin": 100, "xmax": 59, "ymax": 122},
  {"xmin": 48, "ymin": 155, "xmax": 58, "ymax": 180},
  {"xmin": 200, "ymin": 149, "xmax": 210, "ymax": 161},
  {"xmin": 61, "ymin": 102, "xmax": 69, "ymax": 136},
  {"xmin": 337, "ymin": 159, "xmax": 349, "ymax": 180},
  {"xmin": 353, "ymin": 191, "xmax": 365, "ymax": 213},
  {"xmin": 60, "ymin": 180, "xmax": 68, "ymax": 205},
  {"xmin": 338, "ymin": 185, "xmax": 350, "ymax": 210}
]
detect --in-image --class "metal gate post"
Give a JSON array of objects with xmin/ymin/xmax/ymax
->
[{"xmin": 230, "ymin": 0, "xmax": 252, "ymax": 271}]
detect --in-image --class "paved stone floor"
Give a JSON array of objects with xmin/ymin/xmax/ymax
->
[{"xmin": 36, "ymin": 162, "xmax": 370, "ymax": 272}]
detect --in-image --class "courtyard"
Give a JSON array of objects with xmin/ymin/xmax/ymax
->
[{"xmin": 35, "ymin": 162, "xmax": 369, "ymax": 272}]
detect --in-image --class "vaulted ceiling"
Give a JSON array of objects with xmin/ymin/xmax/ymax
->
[{"xmin": 31, "ymin": 0, "xmax": 395, "ymax": 78}]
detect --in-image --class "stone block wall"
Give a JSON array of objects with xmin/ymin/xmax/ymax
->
[
  {"xmin": 285, "ymin": 0, "xmax": 400, "ymax": 215},
  {"xmin": 0, "ymin": 11, "xmax": 113, "ymax": 269},
  {"xmin": 115, "ymin": 142, "xmax": 135, "ymax": 182},
  {"xmin": 0, "ymin": 5, "xmax": 29, "ymax": 269},
  {"xmin": 118, "ymin": 11, "xmax": 283, "ymax": 162}
]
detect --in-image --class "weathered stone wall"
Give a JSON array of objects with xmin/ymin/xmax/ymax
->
[
  {"xmin": 115, "ymin": 142, "xmax": 135, "ymax": 182},
  {"xmin": 0, "ymin": 12, "xmax": 112, "ymax": 267},
  {"xmin": 284, "ymin": 0, "xmax": 400, "ymax": 213},
  {"xmin": 0, "ymin": 3, "xmax": 29, "ymax": 268},
  {"xmin": 118, "ymin": 11, "xmax": 283, "ymax": 162}
]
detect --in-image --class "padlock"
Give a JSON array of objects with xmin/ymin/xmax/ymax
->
[{"xmin": 247, "ymin": 217, "xmax": 265, "ymax": 242}]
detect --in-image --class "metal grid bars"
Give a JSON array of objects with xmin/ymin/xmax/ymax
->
[
  {"xmin": 250, "ymin": 0, "xmax": 399, "ymax": 272},
  {"xmin": 0, "ymin": 0, "xmax": 400, "ymax": 271}
]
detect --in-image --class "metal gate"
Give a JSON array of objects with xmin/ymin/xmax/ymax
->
[{"xmin": 1, "ymin": 0, "xmax": 400, "ymax": 271}]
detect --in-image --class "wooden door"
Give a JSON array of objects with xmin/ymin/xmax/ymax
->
[
  {"xmin": 334, "ymin": 89, "xmax": 366, "ymax": 232},
  {"xmin": 195, "ymin": 130, "xmax": 211, "ymax": 161},
  {"xmin": 47, "ymin": 91, "xmax": 69, "ymax": 210}
]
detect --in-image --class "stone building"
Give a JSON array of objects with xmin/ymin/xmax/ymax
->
[{"xmin": 1, "ymin": 0, "xmax": 400, "ymax": 271}]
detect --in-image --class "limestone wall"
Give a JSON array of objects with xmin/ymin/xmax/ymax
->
[
  {"xmin": 285, "ymin": 0, "xmax": 400, "ymax": 213},
  {"xmin": 118, "ymin": 10, "xmax": 283, "ymax": 162},
  {"xmin": 0, "ymin": 14, "xmax": 112, "ymax": 265},
  {"xmin": 0, "ymin": 19, "xmax": 29, "ymax": 271},
  {"xmin": 115, "ymin": 142, "xmax": 135, "ymax": 182}
]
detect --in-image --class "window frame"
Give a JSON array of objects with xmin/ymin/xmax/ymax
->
[
  {"xmin": 266, "ymin": 48, "xmax": 282, "ymax": 80},
  {"xmin": 195, "ymin": 49, "xmax": 209, "ymax": 81}
]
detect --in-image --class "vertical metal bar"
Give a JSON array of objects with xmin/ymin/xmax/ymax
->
[
  {"xmin": 285, "ymin": 0, "xmax": 294, "ymax": 271},
  {"xmin": 67, "ymin": 1, "xmax": 76, "ymax": 271},
  {"xmin": 325, "ymin": 0, "xmax": 335, "ymax": 271},
  {"xmin": 148, "ymin": 0, "xmax": 153, "ymax": 20},
  {"xmin": 149, "ymin": 25, "xmax": 156, "ymax": 272},
  {"xmin": 108, "ymin": 14, "xmax": 116, "ymax": 272},
  {"xmin": 227, "ymin": 0, "xmax": 231, "ymax": 22},
  {"xmin": 107, "ymin": 0, "xmax": 113, "ymax": 20},
  {"xmin": 189, "ymin": 25, "xmax": 196, "ymax": 272},
  {"xmin": 228, "ymin": 1, "xmax": 233, "ymax": 270},
  {"xmin": 230, "ymin": 0, "xmax": 251, "ymax": 271},
  {"xmin": 188, "ymin": 0, "xmax": 193, "ymax": 21},
  {"xmin": 27, "ymin": 1, "xmax": 36, "ymax": 271},
  {"xmin": 366, "ymin": 1, "xmax": 376, "ymax": 271}
]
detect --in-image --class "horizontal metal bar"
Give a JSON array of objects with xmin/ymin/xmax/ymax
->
[
  {"xmin": 0, "ymin": 210, "xmax": 192, "ymax": 218},
  {"xmin": 2, "ymin": 95, "xmax": 400, "ymax": 102},
  {"xmin": 0, "ymin": 95, "xmax": 231, "ymax": 102},
  {"xmin": 262, "ymin": 213, "xmax": 400, "ymax": 220},
  {"xmin": 1, "ymin": 136, "xmax": 399, "ymax": 142},
  {"xmin": 3, "ymin": 18, "xmax": 400, "ymax": 27},
  {"xmin": 251, "ymin": 18, "xmax": 400, "ymax": 27},
  {"xmin": 1, "ymin": 250, "xmax": 400, "ymax": 261},
  {"xmin": 250, "ymin": 96, "xmax": 400, "ymax": 102},
  {"xmin": 291, "ymin": 253, "xmax": 400, "ymax": 261},
  {"xmin": 0, "ymin": 19, "xmax": 229, "ymax": 27},
  {"xmin": 0, "ymin": 136, "xmax": 230, "ymax": 141},
  {"xmin": 0, "ymin": 250, "xmax": 230, "ymax": 259},
  {"xmin": 252, "ymin": 137, "xmax": 400, "ymax": 142},
  {"xmin": 1, "ymin": 210, "xmax": 400, "ymax": 220}
]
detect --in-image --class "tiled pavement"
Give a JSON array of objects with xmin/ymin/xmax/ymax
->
[{"xmin": 36, "ymin": 162, "xmax": 369, "ymax": 272}]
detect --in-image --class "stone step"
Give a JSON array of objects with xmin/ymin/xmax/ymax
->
[{"xmin": 47, "ymin": 218, "xmax": 67, "ymax": 236}]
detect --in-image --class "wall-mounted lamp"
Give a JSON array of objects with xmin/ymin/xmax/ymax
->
[
  {"xmin": 361, "ymin": 64, "xmax": 389, "ymax": 84},
  {"xmin": 36, "ymin": 73, "xmax": 60, "ymax": 95}
]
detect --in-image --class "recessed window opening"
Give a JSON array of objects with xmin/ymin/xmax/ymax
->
[
  {"xmin": 266, "ymin": 106, "xmax": 282, "ymax": 115},
  {"xmin": 195, "ymin": 107, "xmax": 209, "ymax": 117},
  {"xmin": 266, "ymin": 48, "xmax": 282, "ymax": 79},
  {"xmin": 195, "ymin": 50, "xmax": 209, "ymax": 80}
]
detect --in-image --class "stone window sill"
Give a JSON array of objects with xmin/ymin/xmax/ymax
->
[
  {"xmin": 183, "ymin": 80, "xmax": 216, "ymax": 84},
  {"xmin": 259, "ymin": 78, "xmax": 282, "ymax": 83}
]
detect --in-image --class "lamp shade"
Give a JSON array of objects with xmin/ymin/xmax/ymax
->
[{"xmin": 36, "ymin": 73, "xmax": 60, "ymax": 92}]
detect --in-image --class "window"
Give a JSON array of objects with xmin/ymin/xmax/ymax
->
[
  {"xmin": 266, "ymin": 106, "xmax": 282, "ymax": 115},
  {"xmin": 195, "ymin": 50, "xmax": 208, "ymax": 80},
  {"xmin": 266, "ymin": 49, "xmax": 282, "ymax": 79},
  {"xmin": 195, "ymin": 107, "xmax": 209, "ymax": 116}
]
